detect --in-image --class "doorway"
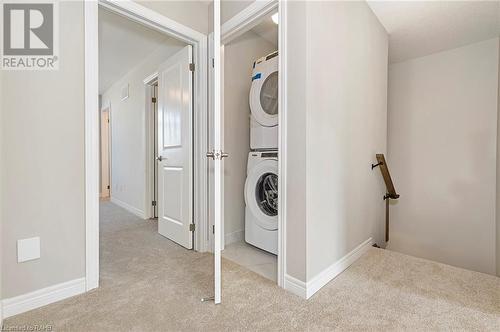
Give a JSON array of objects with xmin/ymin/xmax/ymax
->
[
  {"xmin": 85, "ymin": 0, "xmax": 209, "ymax": 293},
  {"xmin": 212, "ymin": 0, "xmax": 287, "ymax": 298},
  {"xmin": 220, "ymin": 11, "xmax": 279, "ymax": 282}
]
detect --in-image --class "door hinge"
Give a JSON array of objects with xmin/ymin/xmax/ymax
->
[
  {"xmin": 152, "ymin": 200, "xmax": 157, "ymax": 207},
  {"xmin": 107, "ymin": 185, "xmax": 110, "ymax": 189},
  {"xmin": 107, "ymin": 119, "xmax": 110, "ymax": 123},
  {"xmin": 189, "ymin": 223, "xmax": 196, "ymax": 232},
  {"xmin": 212, "ymin": 58, "xmax": 214, "ymax": 68},
  {"xmin": 152, "ymin": 97, "xmax": 157, "ymax": 103},
  {"xmin": 212, "ymin": 225, "xmax": 215, "ymax": 234},
  {"xmin": 189, "ymin": 63, "xmax": 195, "ymax": 72}
]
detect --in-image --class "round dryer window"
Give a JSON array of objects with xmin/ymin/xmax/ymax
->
[
  {"xmin": 260, "ymin": 71, "xmax": 278, "ymax": 116},
  {"xmin": 255, "ymin": 172, "xmax": 278, "ymax": 216}
]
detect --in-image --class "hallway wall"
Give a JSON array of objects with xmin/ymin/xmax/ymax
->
[
  {"xmin": 387, "ymin": 38, "xmax": 499, "ymax": 275},
  {"xmin": 284, "ymin": 1, "xmax": 389, "ymax": 286},
  {"xmin": 304, "ymin": 0, "xmax": 388, "ymax": 280},
  {"xmin": 1, "ymin": 2, "xmax": 85, "ymax": 298}
]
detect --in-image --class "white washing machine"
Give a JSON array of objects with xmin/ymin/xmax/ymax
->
[
  {"xmin": 244, "ymin": 151, "xmax": 278, "ymax": 255},
  {"xmin": 249, "ymin": 51, "xmax": 278, "ymax": 150}
]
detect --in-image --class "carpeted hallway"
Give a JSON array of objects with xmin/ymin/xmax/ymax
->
[{"xmin": 4, "ymin": 201, "xmax": 499, "ymax": 331}]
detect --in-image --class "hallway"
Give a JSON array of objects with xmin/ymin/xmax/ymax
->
[{"xmin": 4, "ymin": 202, "xmax": 499, "ymax": 331}]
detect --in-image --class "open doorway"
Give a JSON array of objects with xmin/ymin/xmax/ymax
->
[
  {"xmin": 98, "ymin": 3, "xmax": 195, "ymax": 259},
  {"xmin": 86, "ymin": 0, "xmax": 210, "ymax": 293},
  {"xmin": 219, "ymin": 8, "xmax": 280, "ymax": 283}
]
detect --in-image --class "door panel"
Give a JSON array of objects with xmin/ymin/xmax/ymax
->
[
  {"xmin": 213, "ymin": 0, "xmax": 222, "ymax": 304},
  {"xmin": 157, "ymin": 45, "xmax": 193, "ymax": 249}
]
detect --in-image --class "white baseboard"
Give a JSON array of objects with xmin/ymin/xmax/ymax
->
[
  {"xmin": 2, "ymin": 278, "xmax": 86, "ymax": 318},
  {"xmin": 284, "ymin": 274, "xmax": 307, "ymax": 299},
  {"xmin": 224, "ymin": 230, "xmax": 244, "ymax": 246},
  {"xmin": 110, "ymin": 197, "xmax": 146, "ymax": 219},
  {"xmin": 306, "ymin": 237, "xmax": 373, "ymax": 299}
]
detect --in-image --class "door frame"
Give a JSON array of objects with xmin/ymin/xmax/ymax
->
[
  {"xmin": 218, "ymin": 0, "xmax": 287, "ymax": 288},
  {"xmin": 144, "ymin": 74, "xmax": 158, "ymax": 219},
  {"xmin": 84, "ymin": 0, "xmax": 209, "ymax": 291},
  {"xmin": 99, "ymin": 105, "xmax": 111, "ymax": 198}
]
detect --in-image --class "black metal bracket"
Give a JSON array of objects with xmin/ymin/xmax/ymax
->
[
  {"xmin": 384, "ymin": 193, "xmax": 400, "ymax": 200},
  {"xmin": 371, "ymin": 162, "xmax": 383, "ymax": 170}
]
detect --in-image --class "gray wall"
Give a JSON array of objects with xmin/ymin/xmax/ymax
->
[
  {"xmin": 1, "ymin": 1, "xmax": 85, "ymax": 298},
  {"xmin": 221, "ymin": 0, "xmax": 255, "ymax": 24},
  {"xmin": 223, "ymin": 31, "xmax": 276, "ymax": 245},
  {"xmin": 1, "ymin": 0, "xmax": 209, "ymax": 300},
  {"xmin": 498, "ymin": 38, "xmax": 500, "ymax": 276},
  {"xmin": 304, "ymin": 1, "xmax": 388, "ymax": 279},
  {"xmin": 388, "ymin": 38, "xmax": 499, "ymax": 275},
  {"xmin": 0, "ymin": 53, "xmax": 4, "ymax": 319},
  {"xmin": 137, "ymin": 0, "xmax": 210, "ymax": 34},
  {"xmin": 284, "ymin": 0, "xmax": 308, "ymax": 282},
  {"xmin": 284, "ymin": 1, "xmax": 388, "ymax": 282}
]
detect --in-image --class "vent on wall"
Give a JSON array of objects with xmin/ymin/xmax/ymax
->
[{"xmin": 121, "ymin": 84, "xmax": 129, "ymax": 101}]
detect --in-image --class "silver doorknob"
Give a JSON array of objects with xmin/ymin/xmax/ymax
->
[
  {"xmin": 156, "ymin": 156, "xmax": 164, "ymax": 162},
  {"xmin": 206, "ymin": 150, "xmax": 229, "ymax": 160}
]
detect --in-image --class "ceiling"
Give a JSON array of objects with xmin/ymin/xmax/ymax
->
[
  {"xmin": 251, "ymin": 11, "xmax": 278, "ymax": 46},
  {"xmin": 367, "ymin": 1, "xmax": 500, "ymax": 63},
  {"xmin": 98, "ymin": 8, "xmax": 172, "ymax": 94}
]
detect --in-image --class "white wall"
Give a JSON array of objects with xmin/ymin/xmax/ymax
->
[
  {"xmin": 304, "ymin": 1, "xmax": 389, "ymax": 280},
  {"xmin": 387, "ymin": 39, "xmax": 499, "ymax": 275},
  {"xmin": 223, "ymin": 31, "xmax": 276, "ymax": 245},
  {"xmin": 101, "ymin": 42, "xmax": 185, "ymax": 216},
  {"xmin": 1, "ymin": 1, "xmax": 85, "ymax": 298}
]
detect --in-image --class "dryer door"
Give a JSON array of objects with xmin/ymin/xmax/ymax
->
[
  {"xmin": 249, "ymin": 57, "xmax": 279, "ymax": 127},
  {"xmin": 245, "ymin": 159, "xmax": 278, "ymax": 230}
]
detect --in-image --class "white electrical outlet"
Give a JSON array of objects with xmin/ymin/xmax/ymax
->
[{"xmin": 17, "ymin": 237, "xmax": 40, "ymax": 263}]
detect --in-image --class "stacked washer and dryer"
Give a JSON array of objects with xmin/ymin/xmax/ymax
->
[{"xmin": 245, "ymin": 51, "xmax": 279, "ymax": 255}]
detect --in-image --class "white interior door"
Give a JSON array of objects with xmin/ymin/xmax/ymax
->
[
  {"xmin": 213, "ymin": 0, "xmax": 222, "ymax": 304},
  {"xmin": 157, "ymin": 45, "xmax": 193, "ymax": 249}
]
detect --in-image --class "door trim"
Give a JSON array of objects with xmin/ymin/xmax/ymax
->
[
  {"xmin": 144, "ymin": 74, "xmax": 158, "ymax": 220},
  {"xmin": 84, "ymin": 0, "xmax": 209, "ymax": 291},
  {"xmin": 99, "ymin": 106, "xmax": 111, "ymax": 198},
  {"xmin": 219, "ymin": 0, "xmax": 287, "ymax": 289}
]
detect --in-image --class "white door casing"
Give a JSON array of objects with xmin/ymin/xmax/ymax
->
[{"xmin": 157, "ymin": 45, "xmax": 193, "ymax": 249}]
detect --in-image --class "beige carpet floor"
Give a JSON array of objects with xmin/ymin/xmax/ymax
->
[{"xmin": 4, "ymin": 201, "xmax": 500, "ymax": 331}]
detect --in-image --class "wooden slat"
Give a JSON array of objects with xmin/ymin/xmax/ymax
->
[{"xmin": 376, "ymin": 154, "xmax": 399, "ymax": 199}]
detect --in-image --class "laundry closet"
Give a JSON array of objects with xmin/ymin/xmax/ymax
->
[{"xmin": 221, "ymin": 11, "xmax": 279, "ymax": 282}]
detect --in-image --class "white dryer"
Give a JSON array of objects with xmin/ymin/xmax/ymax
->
[
  {"xmin": 245, "ymin": 151, "xmax": 278, "ymax": 255},
  {"xmin": 249, "ymin": 51, "xmax": 278, "ymax": 150}
]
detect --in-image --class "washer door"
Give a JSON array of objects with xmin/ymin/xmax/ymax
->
[
  {"xmin": 245, "ymin": 159, "xmax": 278, "ymax": 230},
  {"xmin": 249, "ymin": 58, "xmax": 278, "ymax": 127}
]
